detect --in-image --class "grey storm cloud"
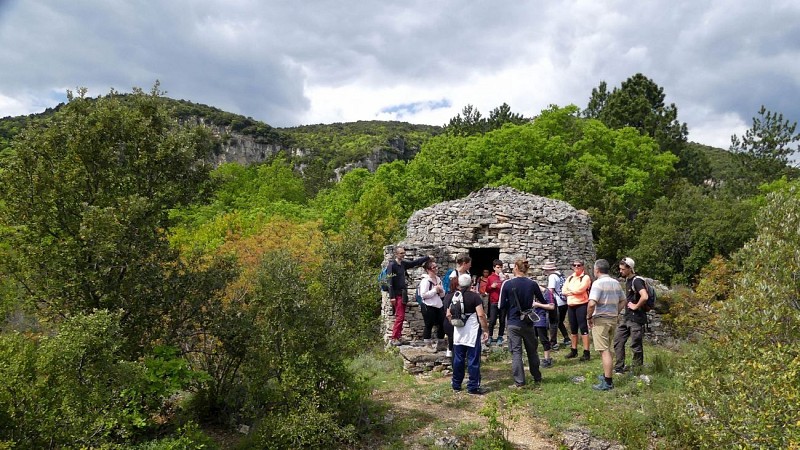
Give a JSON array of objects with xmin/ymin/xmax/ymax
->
[{"xmin": 0, "ymin": 0, "xmax": 798, "ymax": 149}]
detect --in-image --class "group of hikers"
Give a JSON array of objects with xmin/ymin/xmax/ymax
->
[{"xmin": 385, "ymin": 247, "xmax": 650, "ymax": 393}]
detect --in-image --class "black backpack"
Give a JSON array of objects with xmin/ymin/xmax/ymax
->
[{"xmin": 632, "ymin": 276, "xmax": 656, "ymax": 312}]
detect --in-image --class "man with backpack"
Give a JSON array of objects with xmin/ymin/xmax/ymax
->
[
  {"xmin": 446, "ymin": 273, "xmax": 489, "ymax": 395},
  {"xmin": 387, "ymin": 247, "xmax": 432, "ymax": 346},
  {"xmin": 442, "ymin": 253, "xmax": 472, "ymax": 357},
  {"xmin": 613, "ymin": 257, "xmax": 649, "ymax": 374}
]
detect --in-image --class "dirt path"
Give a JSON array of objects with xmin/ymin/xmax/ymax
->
[{"xmin": 373, "ymin": 365, "xmax": 560, "ymax": 449}]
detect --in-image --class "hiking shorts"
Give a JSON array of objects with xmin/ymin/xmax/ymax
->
[{"xmin": 591, "ymin": 316, "xmax": 617, "ymax": 351}]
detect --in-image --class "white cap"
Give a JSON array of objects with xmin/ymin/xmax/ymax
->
[
  {"xmin": 458, "ymin": 273, "xmax": 472, "ymax": 287},
  {"xmin": 620, "ymin": 257, "xmax": 635, "ymax": 270}
]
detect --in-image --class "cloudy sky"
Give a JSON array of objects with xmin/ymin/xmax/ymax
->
[{"xmin": 1, "ymin": 0, "xmax": 799, "ymax": 150}]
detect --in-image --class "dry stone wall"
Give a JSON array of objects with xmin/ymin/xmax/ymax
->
[{"xmin": 382, "ymin": 187, "xmax": 596, "ymax": 343}]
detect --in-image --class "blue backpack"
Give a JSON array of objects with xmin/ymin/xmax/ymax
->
[
  {"xmin": 415, "ymin": 278, "xmax": 427, "ymax": 306},
  {"xmin": 442, "ymin": 268, "xmax": 457, "ymax": 295},
  {"xmin": 378, "ymin": 263, "xmax": 392, "ymax": 293}
]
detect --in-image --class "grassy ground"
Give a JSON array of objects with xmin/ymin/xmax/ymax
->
[{"xmin": 350, "ymin": 341, "xmax": 687, "ymax": 449}]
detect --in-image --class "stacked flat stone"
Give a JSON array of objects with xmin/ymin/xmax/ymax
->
[{"xmin": 381, "ymin": 186, "xmax": 596, "ymax": 346}]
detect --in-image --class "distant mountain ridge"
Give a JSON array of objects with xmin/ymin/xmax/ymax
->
[{"xmin": 0, "ymin": 96, "xmax": 443, "ymax": 180}]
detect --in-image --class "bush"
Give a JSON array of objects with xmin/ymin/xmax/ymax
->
[
  {"xmin": 0, "ymin": 311, "xmax": 206, "ymax": 448},
  {"xmin": 677, "ymin": 186, "xmax": 800, "ymax": 448}
]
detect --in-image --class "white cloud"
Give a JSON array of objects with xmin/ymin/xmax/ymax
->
[{"xmin": 0, "ymin": 0, "xmax": 798, "ymax": 150}]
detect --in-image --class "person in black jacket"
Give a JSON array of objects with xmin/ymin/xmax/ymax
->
[
  {"xmin": 388, "ymin": 247, "xmax": 431, "ymax": 346},
  {"xmin": 499, "ymin": 259, "xmax": 548, "ymax": 387}
]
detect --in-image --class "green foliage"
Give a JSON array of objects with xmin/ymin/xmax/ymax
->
[
  {"xmin": 473, "ymin": 394, "xmax": 520, "ymax": 450},
  {"xmin": 678, "ymin": 185, "xmax": 800, "ymax": 448},
  {"xmin": 585, "ymin": 73, "xmax": 710, "ymax": 184},
  {"xmin": 628, "ymin": 181, "xmax": 755, "ymax": 285},
  {"xmin": 730, "ymin": 105, "xmax": 800, "ymax": 187},
  {"xmin": 0, "ymin": 311, "xmax": 205, "ymax": 448},
  {"xmin": 131, "ymin": 422, "xmax": 219, "ymax": 450},
  {"xmin": 283, "ymin": 120, "xmax": 440, "ymax": 173},
  {"xmin": 0, "ymin": 86, "xmax": 235, "ymax": 356},
  {"xmin": 190, "ymin": 228, "xmax": 376, "ymax": 445},
  {"xmin": 445, "ymin": 103, "xmax": 527, "ymax": 137}
]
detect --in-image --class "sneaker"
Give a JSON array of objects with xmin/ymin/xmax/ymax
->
[
  {"xmin": 496, "ymin": 337, "xmax": 504, "ymax": 346},
  {"xmin": 551, "ymin": 343, "xmax": 560, "ymax": 351},
  {"xmin": 468, "ymin": 387, "xmax": 488, "ymax": 395},
  {"xmin": 562, "ymin": 338, "xmax": 571, "ymax": 345},
  {"xmin": 508, "ymin": 383, "xmax": 525, "ymax": 389},
  {"xmin": 541, "ymin": 358, "xmax": 553, "ymax": 368},
  {"xmin": 613, "ymin": 370, "xmax": 626, "ymax": 376},
  {"xmin": 592, "ymin": 380, "xmax": 614, "ymax": 391},
  {"xmin": 389, "ymin": 339, "xmax": 401, "ymax": 347},
  {"xmin": 445, "ymin": 349, "xmax": 452, "ymax": 358}
]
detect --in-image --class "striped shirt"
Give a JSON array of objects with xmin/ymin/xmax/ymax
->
[{"xmin": 589, "ymin": 274, "xmax": 626, "ymax": 318}]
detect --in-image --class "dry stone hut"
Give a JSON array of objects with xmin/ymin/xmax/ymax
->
[{"xmin": 382, "ymin": 186, "xmax": 596, "ymax": 344}]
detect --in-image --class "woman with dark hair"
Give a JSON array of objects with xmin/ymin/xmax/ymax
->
[
  {"xmin": 419, "ymin": 259, "xmax": 445, "ymax": 352},
  {"xmin": 485, "ymin": 259, "xmax": 508, "ymax": 346}
]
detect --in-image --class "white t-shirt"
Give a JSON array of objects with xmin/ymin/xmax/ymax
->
[{"xmin": 547, "ymin": 272, "xmax": 567, "ymax": 307}]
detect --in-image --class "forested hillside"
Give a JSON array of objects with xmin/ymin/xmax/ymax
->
[{"xmin": 0, "ymin": 75, "xmax": 798, "ymax": 448}]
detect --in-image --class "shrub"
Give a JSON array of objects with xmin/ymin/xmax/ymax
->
[
  {"xmin": 0, "ymin": 311, "xmax": 206, "ymax": 448},
  {"xmin": 678, "ymin": 186, "xmax": 800, "ymax": 448}
]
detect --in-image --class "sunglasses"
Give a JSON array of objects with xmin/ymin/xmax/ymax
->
[{"xmin": 572, "ymin": 263, "xmax": 583, "ymax": 267}]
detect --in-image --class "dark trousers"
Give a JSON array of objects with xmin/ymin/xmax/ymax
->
[
  {"xmin": 452, "ymin": 332, "xmax": 482, "ymax": 392},
  {"xmin": 535, "ymin": 326, "xmax": 551, "ymax": 351},
  {"xmin": 421, "ymin": 304, "xmax": 445, "ymax": 339},
  {"xmin": 488, "ymin": 303, "xmax": 505, "ymax": 339},
  {"xmin": 550, "ymin": 304, "xmax": 570, "ymax": 344},
  {"xmin": 613, "ymin": 318, "xmax": 644, "ymax": 372},
  {"xmin": 507, "ymin": 325, "xmax": 541, "ymax": 386}
]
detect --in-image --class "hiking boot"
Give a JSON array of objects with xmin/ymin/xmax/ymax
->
[
  {"xmin": 592, "ymin": 379, "xmax": 614, "ymax": 391},
  {"xmin": 579, "ymin": 351, "xmax": 591, "ymax": 362},
  {"xmin": 468, "ymin": 387, "xmax": 488, "ymax": 395},
  {"xmin": 565, "ymin": 349, "xmax": 578, "ymax": 359}
]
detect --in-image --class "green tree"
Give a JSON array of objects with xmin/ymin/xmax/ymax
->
[
  {"xmin": 628, "ymin": 182, "xmax": 755, "ymax": 285},
  {"xmin": 487, "ymin": 102, "xmax": 527, "ymax": 130},
  {"xmin": 446, "ymin": 104, "xmax": 487, "ymax": 136},
  {"xmin": 730, "ymin": 105, "xmax": 800, "ymax": 185},
  {"xmin": 585, "ymin": 73, "xmax": 710, "ymax": 184},
  {"xmin": 676, "ymin": 183, "xmax": 800, "ymax": 448},
  {"xmin": 0, "ymin": 86, "xmax": 230, "ymax": 355}
]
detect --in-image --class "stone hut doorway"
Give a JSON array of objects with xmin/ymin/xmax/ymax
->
[
  {"xmin": 468, "ymin": 248, "xmax": 499, "ymax": 277},
  {"xmin": 381, "ymin": 187, "xmax": 596, "ymax": 345}
]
